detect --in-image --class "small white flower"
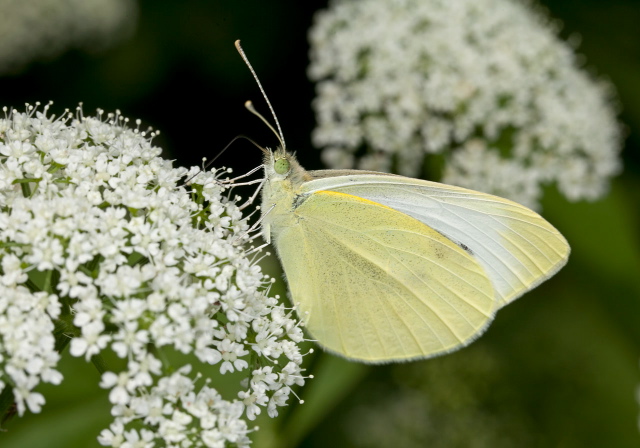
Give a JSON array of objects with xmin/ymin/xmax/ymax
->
[
  {"xmin": 238, "ymin": 383, "xmax": 268, "ymax": 420},
  {"xmin": 72, "ymin": 295, "xmax": 105, "ymax": 327},
  {"xmin": 279, "ymin": 361, "xmax": 305, "ymax": 387},
  {"xmin": 70, "ymin": 320, "xmax": 111, "ymax": 361},
  {"xmin": 122, "ymin": 428, "xmax": 154, "ymax": 448},
  {"xmin": 268, "ymin": 386, "xmax": 291, "ymax": 418},
  {"xmin": 98, "ymin": 421, "xmax": 125, "ymax": 447},
  {"xmin": 217, "ymin": 339, "xmax": 249, "ymax": 374},
  {"xmin": 252, "ymin": 330, "xmax": 281, "ymax": 358},
  {"xmin": 126, "ymin": 353, "xmax": 162, "ymax": 389},
  {"xmin": 202, "ymin": 428, "xmax": 225, "ymax": 448},
  {"xmin": 1, "ymin": 253, "xmax": 27, "ymax": 286},
  {"xmin": 158, "ymin": 417, "xmax": 189, "ymax": 444},
  {"xmin": 282, "ymin": 339, "xmax": 304, "ymax": 364},
  {"xmin": 28, "ymin": 237, "xmax": 65, "ymax": 270},
  {"xmin": 111, "ymin": 321, "xmax": 149, "ymax": 358},
  {"xmin": 7, "ymin": 367, "xmax": 46, "ymax": 415},
  {"xmin": 251, "ymin": 366, "xmax": 279, "ymax": 391},
  {"xmin": 0, "ymin": 140, "xmax": 35, "ymax": 160}
]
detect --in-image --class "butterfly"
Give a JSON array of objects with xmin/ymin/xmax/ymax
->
[{"xmin": 235, "ymin": 41, "xmax": 570, "ymax": 364}]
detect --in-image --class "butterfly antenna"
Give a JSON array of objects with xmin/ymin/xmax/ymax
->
[
  {"xmin": 244, "ymin": 101, "xmax": 284, "ymax": 150},
  {"xmin": 183, "ymin": 135, "xmax": 268, "ymax": 185},
  {"xmin": 235, "ymin": 40, "xmax": 286, "ymax": 150}
]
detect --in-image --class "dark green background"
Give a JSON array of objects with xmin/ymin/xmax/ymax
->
[{"xmin": 1, "ymin": 1, "xmax": 639, "ymax": 447}]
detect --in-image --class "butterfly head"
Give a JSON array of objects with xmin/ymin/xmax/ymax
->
[
  {"xmin": 274, "ymin": 152, "xmax": 291, "ymax": 176},
  {"xmin": 264, "ymin": 146, "xmax": 310, "ymax": 186},
  {"xmin": 234, "ymin": 41, "xmax": 310, "ymax": 187}
]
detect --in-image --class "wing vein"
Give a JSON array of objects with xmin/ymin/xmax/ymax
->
[
  {"xmin": 309, "ymin": 212, "xmax": 495, "ymax": 305},
  {"xmin": 318, "ymin": 228, "xmax": 450, "ymax": 347}
]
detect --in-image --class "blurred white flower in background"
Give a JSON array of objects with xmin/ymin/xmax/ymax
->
[
  {"xmin": 308, "ymin": 0, "xmax": 623, "ymax": 209},
  {"xmin": 0, "ymin": 0, "xmax": 137, "ymax": 74},
  {"xmin": 0, "ymin": 104, "xmax": 308, "ymax": 446}
]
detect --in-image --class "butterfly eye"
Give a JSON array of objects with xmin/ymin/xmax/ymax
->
[{"xmin": 274, "ymin": 158, "xmax": 290, "ymax": 175}]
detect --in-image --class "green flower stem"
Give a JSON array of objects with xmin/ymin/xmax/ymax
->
[
  {"xmin": 42, "ymin": 269, "xmax": 53, "ymax": 294},
  {"xmin": 149, "ymin": 344, "xmax": 172, "ymax": 374},
  {"xmin": 0, "ymin": 385, "xmax": 16, "ymax": 429},
  {"xmin": 91, "ymin": 354, "xmax": 108, "ymax": 375},
  {"xmin": 53, "ymin": 315, "xmax": 75, "ymax": 353}
]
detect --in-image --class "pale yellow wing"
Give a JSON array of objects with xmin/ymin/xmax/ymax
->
[
  {"xmin": 301, "ymin": 174, "xmax": 570, "ymax": 307},
  {"xmin": 273, "ymin": 190, "xmax": 496, "ymax": 363}
]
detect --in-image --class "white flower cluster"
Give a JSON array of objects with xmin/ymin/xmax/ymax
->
[
  {"xmin": 308, "ymin": 0, "xmax": 622, "ymax": 209},
  {"xmin": 0, "ymin": 0, "xmax": 137, "ymax": 74},
  {"xmin": 0, "ymin": 104, "xmax": 308, "ymax": 446}
]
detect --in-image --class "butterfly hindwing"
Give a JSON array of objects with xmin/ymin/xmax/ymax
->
[{"xmin": 273, "ymin": 190, "xmax": 496, "ymax": 363}]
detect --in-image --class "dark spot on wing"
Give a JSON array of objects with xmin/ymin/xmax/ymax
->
[
  {"xmin": 459, "ymin": 243, "xmax": 473, "ymax": 255},
  {"xmin": 433, "ymin": 228, "xmax": 474, "ymax": 255}
]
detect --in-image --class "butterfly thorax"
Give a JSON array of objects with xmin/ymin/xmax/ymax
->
[{"xmin": 261, "ymin": 148, "xmax": 311, "ymax": 244}]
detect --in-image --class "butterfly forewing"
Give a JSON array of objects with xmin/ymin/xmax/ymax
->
[
  {"xmin": 274, "ymin": 190, "xmax": 496, "ymax": 363},
  {"xmin": 300, "ymin": 174, "xmax": 570, "ymax": 307}
]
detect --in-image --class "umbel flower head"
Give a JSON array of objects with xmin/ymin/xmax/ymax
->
[
  {"xmin": 0, "ymin": 103, "xmax": 308, "ymax": 447},
  {"xmin": 0, "ymin": 0, "xmax": 136, "ymax": 74},
  {"xmin": 308, "ymin": 0, "xmax": 623, "ymax": 209}
]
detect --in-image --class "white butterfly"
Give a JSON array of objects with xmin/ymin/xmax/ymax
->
[{"xmin": 236, "ymin": 41, "xmax": 569, "ymax": 363}]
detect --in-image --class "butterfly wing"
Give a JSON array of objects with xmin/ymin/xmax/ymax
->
[
  {"xmin": 274, "ymin": 190, "xmax": 496, "ymax": 363},
  {"xmin": 301, "ymin": 173, "xmax": 570, "ymax": 307}
]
